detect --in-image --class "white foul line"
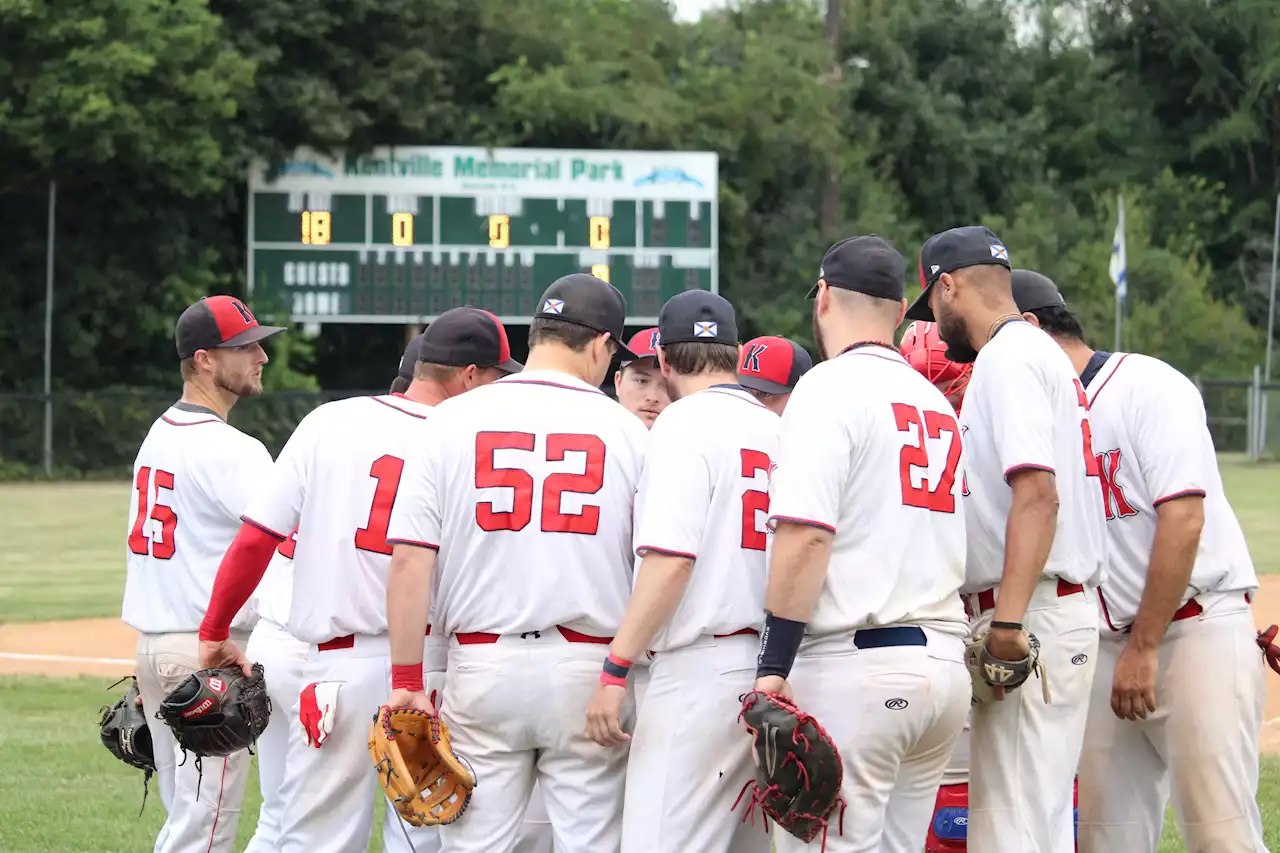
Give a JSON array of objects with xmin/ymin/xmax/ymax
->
[{"xmin": 0, "ymin": 652, "xmax": 133, "ymax": 666}]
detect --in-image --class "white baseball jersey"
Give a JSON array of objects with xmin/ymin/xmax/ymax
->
[
  {"xmin": 958, "ymin": 321, "xmax": 1107, "ymax": 591},
  {"xmin": 766, "ymin": 347, "xmax": 969, "ymax": 637},
  {"xmin": 122, "ymin": 403, "xmax": 272, "ymax": 634},
  {"xmin": 386, "ymin": 369, "xmax": 648, "ymax": 638},
  {"xmin": 633, "ymin": 385, "xmax": 779, "ymax": 652},
  {"xmin": 1084, "ymin": 352, "xmax": 1256, "ymax": 628},
  {"xmin": 255, "ymin": 530, "xmax": 297, "ymax": 627},
  {"xmin": 241, "ymin": 394, "xmax": 434, "ymax": 644}
]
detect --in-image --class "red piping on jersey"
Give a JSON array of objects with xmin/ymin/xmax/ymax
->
[
  {"xmin": 203, "ymin": 757, "xmax": 229, "ymax": 853},
  {"xmin": 1152, "ymin": 488, "xmax": 1207, "ymax": 507},
  {"xmin": 160, "ymin": 415, "xmax": 221, "ymax": 427},
  {"xmin": 241, "ymin": 515, "xmax": 289, "ymax": 540},
  {"xmin": 768, "ymin": 514, "xmax": 836, "ymax": 534},
  {"xmin": 370, "ymin": 395, "xmax": 428, "ymax": 419},
  {"xmin": 1004, "ymin": 463, "xmax": 1054, "ymax": 483},
  {"xmin": 385, "ymin": 537, "xmax": 440, "ymax": 551},
  {"xmin": 636, "ymin": 545, "xmax": 697, "ymax": 560},
  {"xmin": 494, "ymin": 378, "xmax": 605, "ymax": 396},
  {"xmin": 1086, "ymin": 353, "xmax": 1130, "ymax": 403},
  {"xmin": 199, "ymin": 523, "xmax": 282, "ymax": 642}
]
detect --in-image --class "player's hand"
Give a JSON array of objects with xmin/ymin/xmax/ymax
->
[
  {"xmin": 752, "ymin": 675, "xmax": 793, "ymax": 700},
  {"xmin": 199, "ymin": 639, "xmax": 253, "ymax": 677},
  {"xmin": 388, "ymin": 688, "xmax": 435, "ymax": 713},
  {"xmin": 585, "ymin": 683, "xmax": 630, "ymax": 748},
  {"xmin": 1111, "ymin": 644, "xmax": 1158, "ymax": 721},
  {"xmin": 984, "ymin": 627, "xmax": 1030, "ymax": 701}
]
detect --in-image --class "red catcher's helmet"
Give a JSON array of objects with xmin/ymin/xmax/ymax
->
[{"xmin": 900, "ymin": 321, "xmax": 972, "ymax": 411}]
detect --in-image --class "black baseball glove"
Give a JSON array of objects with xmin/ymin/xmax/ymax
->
[
  {"xmin": 156, "ymin": 663, "xmax": 271, "ymax": 760},
  {"xmin": 734, "ymin": 690, "xmax": 845, "ymax": 847},
  {"xmin": 98, "ymin": 675, "xmax": 157, "ymax": 812}
]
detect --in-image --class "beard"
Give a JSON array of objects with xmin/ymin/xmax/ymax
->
[
  {"xmin": 812, "ymin": 306, "xmax": 829, "ymax": 361},
  {"xmin": 936, "ymin": 304, "xmax": 979, "ymax": 364},
  {"xmin": 215, "ymin": 364, "xmax": 263, "ymax": 398},
  {"xmin": 662, "ymin": 373, "xmax": 683, "ymax": 402}
]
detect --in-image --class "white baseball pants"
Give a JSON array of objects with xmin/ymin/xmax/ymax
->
[
  {"xmin": 775, "ymin": 626, "xmax": 971, "ymax": 853},
  {"xmin": 135, "ymin": 630, "xmax": 254, "ymax": 853},
  {"xmin": 1077, "ymin": 592, "xmax": 1267, "ymax": 853}
]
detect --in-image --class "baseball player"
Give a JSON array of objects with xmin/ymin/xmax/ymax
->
[
  {"xmin": 736, "ymin": 335, "xmax": 813, "ymax": 415},
  {"xmin": 904, "ymin": 226, "xmax": 1106, "ymax": 853},
  {"xmin": 1010, "ymin": 270, "xmax": 1268, "ymax": 852},
  {"xmin": 753, "ymin": 236, "xmax": 971, "ymax": 852},
  {"xmin": 122, "ymin": 295, "xmax": 284, "ymax": 853},
  {"xmin": 197, "ymin": 307, "xmax": 521, "ymax": 853},
  {"xmin": 584, "ymin": 291, "xmax": 778, "ymax": 853},
  {"xmin": 899, "ymin": 320, "xmax": 971, "ymax": 412},
  {"xmin": 384, "ymin": 273, "xmax": 649, "ymax": 853},
  {"xmin": 614, "ymin": 326, "xmax": 670, "ymax": 427}
]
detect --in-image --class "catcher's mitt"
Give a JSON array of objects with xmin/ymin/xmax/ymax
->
[
  {"xmin": 1258, "ymin": 625, "xmax": 1280, "ymax": 675},
  {"xmin": 965, "ymin": 626, "xmax": 1050, "ymax": 705},
  {"xmin": 369, "ymin": 705, "xmax": 475, "ymax": 827},
  {"xmin": 99, "ymin": 675, "xmax": 156, "ymax": 813},
  {"xmin": 156, "ymin": 663, "xmax": 271, "ymax": 759},
  {"xmin": 734, "ymin": 690, "xmax": 845, "ymax": 847}
]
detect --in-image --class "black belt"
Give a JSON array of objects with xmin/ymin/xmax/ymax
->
[{"xmin": 853, "ymin": 626, "xmax": 927, "ymax": 649}]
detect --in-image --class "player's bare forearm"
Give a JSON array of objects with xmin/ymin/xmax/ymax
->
[
  {"xmin": 1128, "ymin": 496, "xmax": 1204, "ymax": 651},
  {"xmin": 994, "ymin": 469, "xmax": 1058, "ymax": 624},
  {"xmin": 764, "ymin": 523, "xmax": 834, "ymax": 622},
  {"xmin": 387, "ymin": 544, "xmax": 436, "ymax": 667},
  {"xmin": 610, "ymin": 553, "xmax": 694, "ymax": 662}
]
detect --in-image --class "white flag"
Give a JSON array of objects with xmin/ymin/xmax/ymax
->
[{"xmin": 1110, "ymin": 194, "xmax": 1127, "ymax": 303}]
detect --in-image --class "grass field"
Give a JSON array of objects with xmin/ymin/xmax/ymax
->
[{"xmin": 0, "ymin": 462, "xmax": 1278, "ymax": 852}]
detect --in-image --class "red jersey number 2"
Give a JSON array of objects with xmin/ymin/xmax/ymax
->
[
  {"xmin": 740, "ymin": 449, "xmax": 772, "ymax": 551},
  {"xmin": 128, "ymin": 466, "xmax": 178, "ymax": 558},
  {"xmin": 354, "ymin": 455, "xmax": 406, "ymax": 554},
  {"xmin": 893, "ymin": 403, "xmax": 962, "ymax": 513}
]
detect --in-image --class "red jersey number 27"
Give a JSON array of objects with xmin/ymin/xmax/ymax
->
[
  {"xmin": 893, "ymin": 403, "xmax": 962, "ymax": 513},
  {"xmin": 128, "ymin": 466, "xmax": 179, "ymax": 559}
]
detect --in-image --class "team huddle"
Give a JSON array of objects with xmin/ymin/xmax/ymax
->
[{"xmin": 115, "ymin": 223, "xmax": 1278, "ymax": 853}]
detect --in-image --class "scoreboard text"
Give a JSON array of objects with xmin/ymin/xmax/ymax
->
[{"xmin": 247, "ymin": 146, "xmax": 719, "ymax": 325}]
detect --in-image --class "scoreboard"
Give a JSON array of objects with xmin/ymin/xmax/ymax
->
[{"xmin": 246, "ymin": 145, "xmax": 719, "ymax": 326}]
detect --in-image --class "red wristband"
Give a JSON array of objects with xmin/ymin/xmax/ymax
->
[
  {"xmin": 607, "ymin": 652, "xmax": 633, "ymax": 668},
  {"xmin": 391, "ymin": 664, "xmax": 424, "ymax": 692},
  {"xmin": 599, "ymin": 671, "xmax": 627, "ymax": 688}
]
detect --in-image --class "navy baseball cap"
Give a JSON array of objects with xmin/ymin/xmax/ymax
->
[
  {"xmin": 1011, "ymin": 269, "xmax": 1067, "ymax": 313},
  {"xmin": 807, "ymin": 236, "xmax": 906, "ymax": 300},
  {"xmin": 175, "ymin": 296, "xmax": 286, "ymax": 360},
  {"xmin": 658, "ymin": 291, "xmax": 738, "ymax": 346},
  {"xmin": 534, "ymin": 273, "xmax": 637, "ymax": 359},
  {"xmin": 905, "ymin": 225, "xmax": 1011, "ymax": 322},
  {"xmin": 397, "ymin": 332, "xmax": 425, "ymax": 380},
  {"xmin": 416, "ymin": 307, "xmax": 522, "ymax": 374},
  {"xmin": 738, "ymin": 336, "xmax": 814, "ymax": 395}
]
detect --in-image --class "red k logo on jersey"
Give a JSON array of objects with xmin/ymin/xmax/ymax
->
[{"xmin": 1095, "ymin": 448, "xmax": 1138, "ymax": 520}]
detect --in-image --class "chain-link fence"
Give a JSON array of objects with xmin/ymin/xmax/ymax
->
[{"xmin": 1200, "ymin": 370, "xmax": 1280, "ymax": 460}]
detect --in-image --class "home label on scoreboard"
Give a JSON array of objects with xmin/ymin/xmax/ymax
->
[{"xmin": 247, "ymin": 145, "xmax": 719, "ymax": 326}]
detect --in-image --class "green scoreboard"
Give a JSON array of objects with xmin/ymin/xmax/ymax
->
[{"xmin": 247, "ymin": 145, "xmax": 719, "ymax": 326}]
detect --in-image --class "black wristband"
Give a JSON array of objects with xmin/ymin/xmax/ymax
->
[
  {"xmin": 755, "ymin": 611, "xmax": 807, "ymax": 680},
  {"xmin": 602, "ymin": 657, "xmax": 631, "ymax": 679},
  {"xmin": 990, "ymin": 620, "xmax": 1023, "ymax": 631}
]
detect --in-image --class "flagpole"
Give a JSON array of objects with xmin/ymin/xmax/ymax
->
[
  {"xmin": 1111, "ymin": 193, "xmax": 1125, "ymax": 352},
  {"xmin": 1114, "ymin": 277, "xmax": 1122, "ymax": 351}
]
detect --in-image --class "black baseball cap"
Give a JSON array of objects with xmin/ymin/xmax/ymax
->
[
  {"xmin": 806, "ymin": 236, "xmax": 906, "ymax": 300},
  {"xmin": 738, "ymin": 336, "xmax": 813, "ymax": 395},
  {"xmin": 905, "ymin": 225, "xmax": 1011, "ymax": 322},
  {"xmin": 657, "ymin": 290, "xmax": 738, "ymax": 346},
  {"xmin": 397, "ymin": 332, "xmax": 425, "ymax": 381},
  {"xmin": 1011, "ymin": 269, "xmax": 1067, "ymax": 314},
  {"xmin": 534, "ymin": 273, "xmax": 637, "ymax": 359},
  {"xmin": 175, "ymin": 295, "xmax": 286, "ymax": 360},
  {"xmin": 417, "ymin": 307, "xmax": 522, "ymax": 374}
]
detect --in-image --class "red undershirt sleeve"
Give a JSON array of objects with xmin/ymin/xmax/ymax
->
[{"xmin": 199, "ymin": 523, "xmax": 284, "ymax": 641}]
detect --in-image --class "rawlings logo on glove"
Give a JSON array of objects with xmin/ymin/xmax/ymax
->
[{"xmin": 734, "ymin": 690, "xmax": 845, "ymax": 849}]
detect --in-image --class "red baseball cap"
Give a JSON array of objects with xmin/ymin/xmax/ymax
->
[
  {"xmin": 175, "ymin": 296, "xmax": 285, "ymax": 360},
  {"xmin": 738, "ymin": 336, "xmax": 814, "ymax": 395},
  {"xmin": 621, "ymin": 327, "xmax": 661, "ymax": 364}
]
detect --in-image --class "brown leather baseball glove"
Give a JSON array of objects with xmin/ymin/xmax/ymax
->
[{"xmin": 369, "ymin": 705, "xmax": 475, "ymax": 827}]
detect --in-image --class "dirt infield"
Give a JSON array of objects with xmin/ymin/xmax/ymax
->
[{"xmin": 5, "ymin": 579, "xmax": 1280, "ymax": 752}]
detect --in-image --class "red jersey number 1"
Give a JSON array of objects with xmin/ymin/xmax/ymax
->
[
  {"xmin": 354, "ymin": 455, "xmax": 406, "ymax": 555},
  {"xmin": 128, "ymin": 466, "xmax": 178, "ymax": 559}
]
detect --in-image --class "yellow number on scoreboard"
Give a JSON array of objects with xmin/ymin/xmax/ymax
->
[
  {"xmin": 302, "ymin": 211, "xmax": 332, "ymax": 245},
  {"xmin": 392, "ymin": 213, "xmax": 414, "ymax": 246},
  {"xmin": 589, "ymin": 216, "xmax": 611, "ymax": 250},
  {"xmin": 489, "ymin": 214, "xmax": 510, "ymax": 249},
  {"xmin": 591, "ymin": 263, "xmax": 610, "ymax": 283}
]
